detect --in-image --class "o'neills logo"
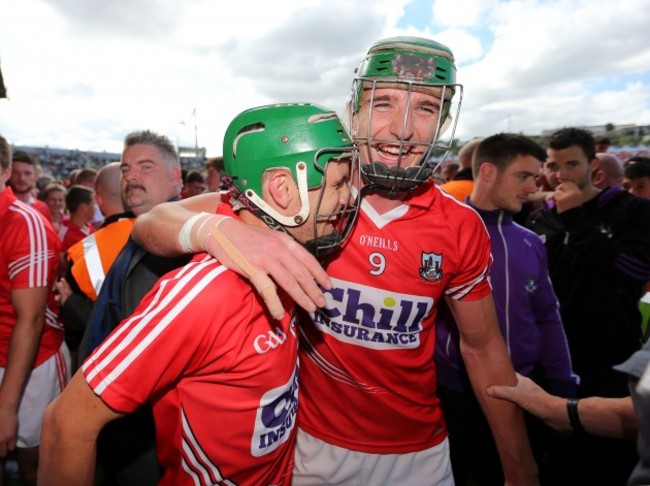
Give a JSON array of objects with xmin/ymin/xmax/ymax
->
[
  {"xmin": 313, "ymin": 278, "xmax": 433, "ymax": 350},
  {"xmin": 251, "ymin": 363, "xmax": 299, "ymax": 457},
  {"xmin": 358, "ymin": 234, "xmax": 399, "ymax": 251}
]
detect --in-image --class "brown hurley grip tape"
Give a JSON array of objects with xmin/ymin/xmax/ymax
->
[{"xmin": 208, "ymin": 226, "xmax": 285, "ymax": 320}]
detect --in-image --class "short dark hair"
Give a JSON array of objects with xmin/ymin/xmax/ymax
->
[
  {"xmin": 627, "ymin": 156, "xmax": 650, "ymax": 166},
  {"xmin": 205, "ymin": 156, "xmax": 224, "ymax": 172},
  {"xmin": 186, "ymin": 169, "xmax": 205, "ymax": 184},
  {"xmin": 124, "ymin": 130, "xmax": 179, "ymax": 168},
  {"xmin": 74, "ymin": 167, "xmax": 97, "ymax": 186},
  {"xmin": 65, "ymin": 185, "xmax": 94, "ymax": 213},
  {"xmin": 472, "ymin": 133, "xmax": 546, "ymax": 177},
  {"xmin": 625, "ymin": 157, "xmax": 650, "ymax": 180},
  {"xmin": 0, "ymin": 135, "xmax": 11, "ymax": 171},
  {"xmin": 12, "ymin": 150, "xmax": 38, "ymax": 166},
  {"xmin": 547, "ymin": 127, "xmax": 596, "ymax": 161}
]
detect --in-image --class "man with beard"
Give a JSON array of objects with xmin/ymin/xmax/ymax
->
[
  {"xmin": 8, "ymin": 151, "xmax": 49, "ymax": 218},
  {"xmin": 528, "ymin": 127, "xmax": 650, "ymax": 484},
  {"xmin": 0, "ymin": 135, "xmax": 69, "ymax": 485}
]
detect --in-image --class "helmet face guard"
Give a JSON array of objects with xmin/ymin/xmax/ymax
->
[
  {"xmin": 350, "ymin": 37, "xmax": 463, "ymax": 195},
  {"xmin": 303, "ymin": 148, "xmax": 360, "ymax": 261},
  {"xmin": 224, "ymin": 103, "xmax": 360, "ymax": 260}
]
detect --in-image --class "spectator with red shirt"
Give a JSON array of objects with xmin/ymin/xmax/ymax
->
[
  {"xmin": 42, "ymin": 182, "xmax": 68, "ymax": 233},
  {"xmin": 39, "ymin": 105, "xmax": 358, "ymax": 486},
  {"xmin": 0, "ymin": 134, "xmax": 70, "ymax": 485},
  {"xmin": 58, "ymin": 185, "xmax": 95, "ymax": 253}
]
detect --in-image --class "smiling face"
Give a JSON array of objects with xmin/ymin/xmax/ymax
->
[
  {"xmin": 288, "ymin": 157, "xmax": 354, "ymax": 246},
  {"xmin": 355, "ymin": 87, "xmax": 442, "ymax": 169},
  {"xmin": 45, "ymin": 189, "xmax": 66, "ymax": 215}
]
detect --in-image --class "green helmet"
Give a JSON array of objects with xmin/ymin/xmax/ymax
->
[
  {"xmin": 223, "ymin": 103, "xmax": 359, "ymax": 258},
  {"xmin": 351, "ymin": 36, "xmax": 463, "ymax": 194}
]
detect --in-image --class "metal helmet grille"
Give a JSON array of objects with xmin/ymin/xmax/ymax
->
[
  {"xmin": 304, "ymin": 148, "xmax": 361, "ymax": 262},
  {"xmin": 352, "ymin": 79, "xmax": 462, "ymax": 195},
  {"xmin": 350, "ymin": 36, "xmax": 463, "ymax": 194}
]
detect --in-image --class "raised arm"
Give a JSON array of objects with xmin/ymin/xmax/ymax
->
[
  {"xmin": 0, "ymin": 287, "xmax": 46, "ymax": 456},
  {"xmin": 131, "ymin": 193, "xmax": 330, "ymax": 316},
  {"xmin": 449, "ymin": 294, "xmax": 539, "ymax": 486},
  {"xmin": 487, "ymin": 374, "xmax": 638, "ymax": 440},
  {"xmin": 39, "ymin": 371, "xmax": 124, "ymax": 486}
]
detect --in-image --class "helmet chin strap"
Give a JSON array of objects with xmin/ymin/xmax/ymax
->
[
  {"xmin": 360, "ymin": 162, "xmax": 432, "ymax": 195},
  {"xmin": 255, "ymin": 211, "xmax": 341, "ymax": 264}
]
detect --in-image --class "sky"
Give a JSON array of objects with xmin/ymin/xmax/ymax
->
[{"xmin": 1, "ymin": 0, "xmax": 649, "ymax": 157}]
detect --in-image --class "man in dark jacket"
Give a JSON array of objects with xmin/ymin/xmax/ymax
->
[
  {"xmin": 79, "ymin": 130, "xmax": 190, "ymax": 486},
  {"xmin": 527, "ymin": 127, "xmax": 650, "ymax": 485}
]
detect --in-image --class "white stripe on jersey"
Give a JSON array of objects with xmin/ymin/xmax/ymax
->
[
  {"xmin": 84, "ymin": 260, "xmax": 228, "ymax": 395},
  {"xmin": 45, "ymin": 306, "xmax": 63, "ymax": 330},
  {"xmin": 55, "ymin": 346, "xmax": 69, "ymax": 389},
  {"xmin": 299, "ymin": 326, "xmax": 387, "ymax": 395},
  {"xmin": 82, "ymin": 256, "xmax": 211, "ymax": 371},
  {"xmin": 444, "ymin": 265, "xmax": 490, "ymax": 300},
  {"xmin": 9, "ymin": 200, "xmax": 50, "ymax": 287},
  {"xmin": 8, "ymin": 251, "xmax": 55, "ymax": 282},
  {"xmin": 180, "ymin": 407, "xmax": 236, "ymax": 486}
]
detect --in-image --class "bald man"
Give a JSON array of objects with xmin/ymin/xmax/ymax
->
[
  {"xmin": 95, "ymin": 162, "xmax": 127, "ymax": 217},
  {"xmin": 440, "ymin": 138, "xmax": 482, "ymax": 202},
  {"xmin": 593, "ymin": 152, "xmax": 624, "ymax": 190},
  {"xmin": 56, "ymin": 162, "xmax": 136, "ymax": 368}
]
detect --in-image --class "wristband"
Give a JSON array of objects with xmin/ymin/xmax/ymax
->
[
  {"xmin": 178, "ymin": 212, "xmax": 211, "ymax": 253},
  {"xmin": 566, "ymin": 398, "xmax": 585, "ymax": 434}
]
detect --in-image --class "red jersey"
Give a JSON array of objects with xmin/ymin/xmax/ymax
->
[
  {"xmin": 0, "ymin": 187, "xmax": 64, "ymax": 367},
  {"xmin": 298, "ymin": 182, "xmax": 492, "ymax": 453},
  {"xmin": 58, "ymin": 220, "xmax": 94, "ymax": 252},
  {"xmin": 83, "ymin": 254, "xmax": 298, "ymax": 486}
]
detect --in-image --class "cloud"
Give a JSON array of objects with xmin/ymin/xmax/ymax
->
[
  {"xmin": 215, "ymin": 3, "xmax": 384, "ymax": 109},
  {"xmin": 452, "ymin": 0, "xmax": 650, "ymax": 138},
  {"xmin": 41, "ymin": 0, "xmax": 185, "ymax": 39},
  {"xmin": 0, "ymin": 0, "xmax": 649, "ymax": 157},
  {"xmin": 433, "ymin": 0, "xmax": 498, "ymax": 27}
]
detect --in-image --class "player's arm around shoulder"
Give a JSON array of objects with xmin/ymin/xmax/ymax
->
[
  {"xmin": 132, "ymin": 192, "xmax": 329, "ymax": 317},
  {"xmin": 132, "ymin": 192, "xmax": 222, "ymax": 256},
  {"xmin": 447, "ymin": 294, "xmax": 539, "ymax": 485},
  {"xmin": 39, "ymin": 371, "xmax": 124, "ymax": 486}
]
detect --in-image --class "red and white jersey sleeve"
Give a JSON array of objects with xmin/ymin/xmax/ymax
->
[
  {"xmin": 0, "ymin": 187, "xmax": 63, "ymax": 368},
  {"xmin": 82, "ymin": 254, "xmax": 298, "ymax": 486},
  {"xmin": 299, "ymin": 183, "xmax": 492, "ymax": 454}
]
